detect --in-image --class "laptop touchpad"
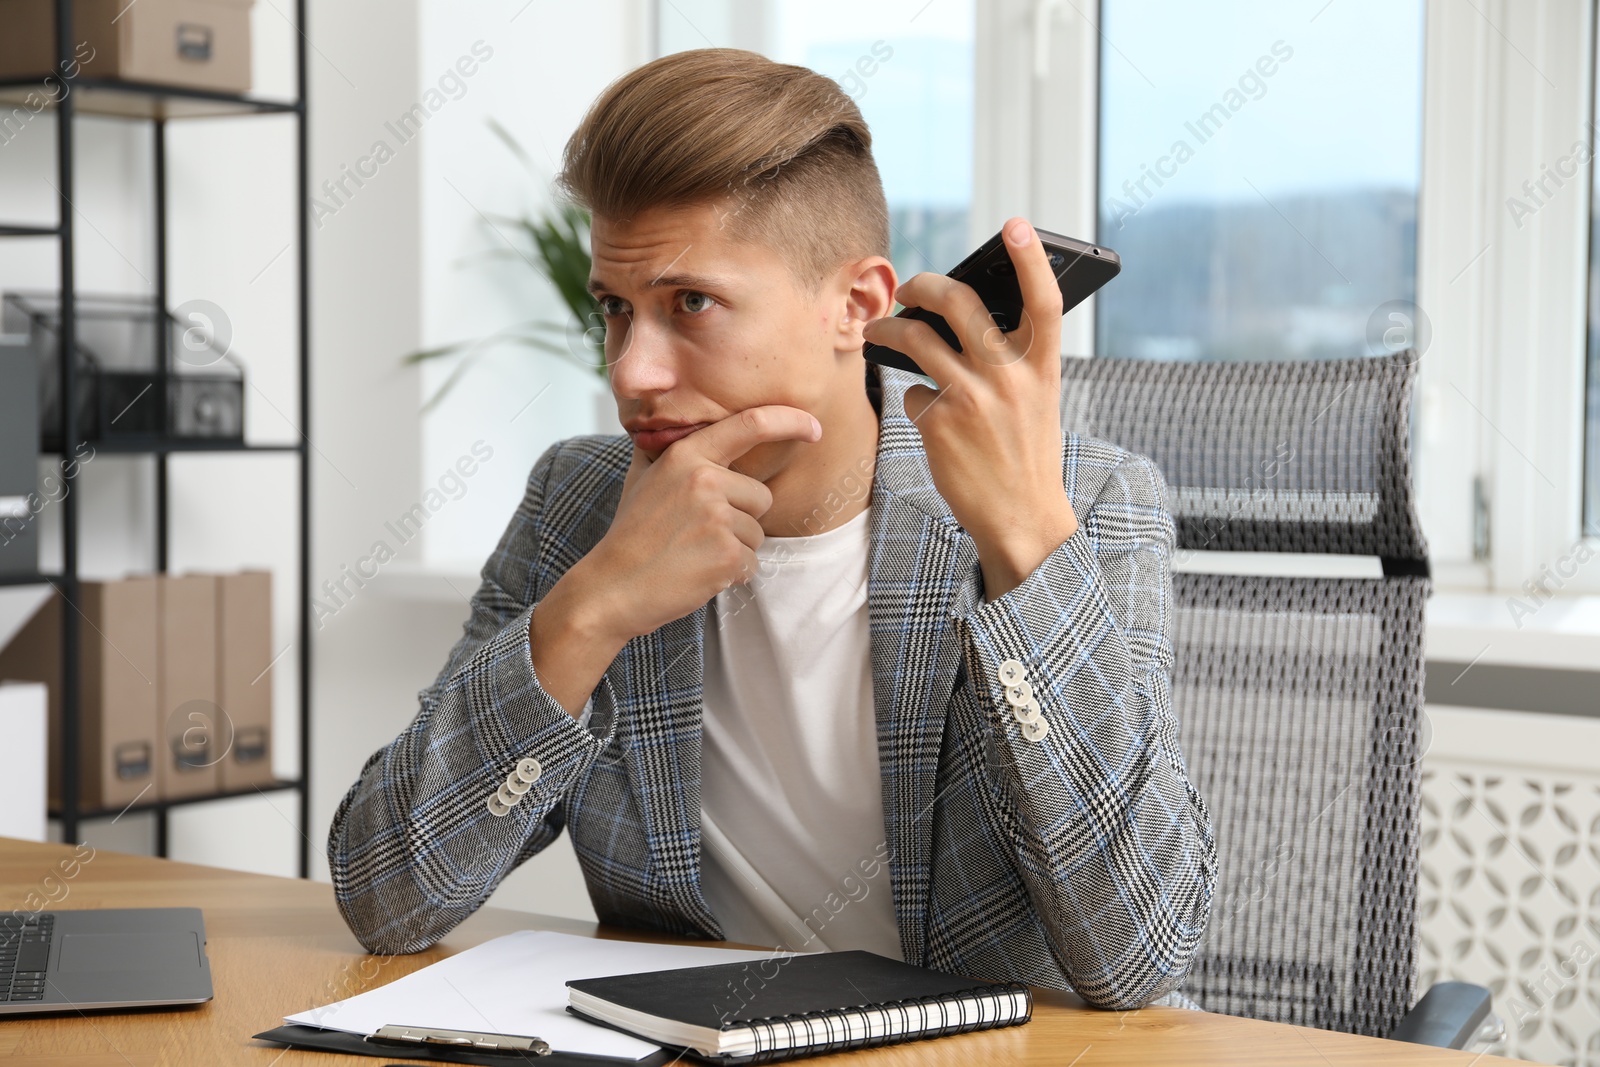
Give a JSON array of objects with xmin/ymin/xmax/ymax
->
[{"xmin": 56, "ymin": 932, "xmax": 202, "ymax": 973}]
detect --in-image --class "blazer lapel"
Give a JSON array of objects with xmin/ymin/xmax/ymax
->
[{"xmin": 867, "ymin": 367, "xmax": 982, "ymax": 966}]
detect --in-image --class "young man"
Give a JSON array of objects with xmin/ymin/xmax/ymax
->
[{"xmin": 328, "ymin": 48, "xmax": 1215, "ymax": 1012}]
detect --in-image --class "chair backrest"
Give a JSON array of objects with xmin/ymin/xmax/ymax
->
[
  {"xmin": 1058, "ymin": 353, "xmax": 1428, "ymax": 574},
  {"xmin": 1059, "ymin": 353, "xmax": 1429, "ymax": 1037}
]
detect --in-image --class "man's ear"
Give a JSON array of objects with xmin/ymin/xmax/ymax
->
[{"xmin": 837, "ymin": 256, "xmax": 897, "ymax": 350}]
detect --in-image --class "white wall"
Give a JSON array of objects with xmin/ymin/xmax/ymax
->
[{"xmin": 414, "ymin": 1, "xmax": 647, "ymax": 574}]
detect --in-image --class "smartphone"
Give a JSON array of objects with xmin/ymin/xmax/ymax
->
[{"xmin": 862, "ymin": 227, "xmax": 1121, "ymax": 377}]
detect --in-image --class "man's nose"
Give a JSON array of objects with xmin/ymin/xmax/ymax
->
[{"xmin": 606, "ymin": 315, "xmax": 677, "ymax": 398}]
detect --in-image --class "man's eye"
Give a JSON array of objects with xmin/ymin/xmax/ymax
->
[
  {"xmin": 680, "ymin": 291, "xmax": 718, "ymax": 314},
  {"xmin": 598, "ymin": 296, "xmax": 630, "ymax": 317}
]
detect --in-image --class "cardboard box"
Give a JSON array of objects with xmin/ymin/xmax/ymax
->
[
  {"xmin": 0, "ymin": 578, "xmax": 160, "ymax": 812},
  {"xmin": 159, "ymin": 572, "xmax": 219, "ymax": 798},
  {"xmin": 0, "ymin": 0, "xmax": 255, "ymax": 94},
  {"xmin": 217, "ymin": 569, "xmax": 273, "ymax": 790},
  {"xmin": 0, "ymin": 681, "xmax": 48, "ymax": 841}
]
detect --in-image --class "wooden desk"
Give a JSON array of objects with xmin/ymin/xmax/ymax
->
[{"xmin": 0, "ymin": 838, "xmax": 1532, "ymax": 1066}]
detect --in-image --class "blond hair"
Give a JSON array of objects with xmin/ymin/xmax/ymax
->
[{"xmin": 557, "ymin": 48, "xmax": 890, "ymax": 290}]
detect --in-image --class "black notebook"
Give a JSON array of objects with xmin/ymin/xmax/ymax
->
[{"xmin": 565, "ymin": 950, "xmax": 1032, "ymax": 1064}]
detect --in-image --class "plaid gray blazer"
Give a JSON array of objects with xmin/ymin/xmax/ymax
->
[{"xmin": 327, "ymin": 365, "xmax": 1216, "ymax": 1011}]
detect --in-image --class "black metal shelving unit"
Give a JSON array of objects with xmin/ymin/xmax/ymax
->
[{"xmin": 0, "ymin": 2, "xmax": 312, "ymax": 876}]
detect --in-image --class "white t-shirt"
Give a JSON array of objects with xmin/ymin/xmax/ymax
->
[{"xmin": 698, "ymin": 504, "xmax": 902, "ymax": 959}]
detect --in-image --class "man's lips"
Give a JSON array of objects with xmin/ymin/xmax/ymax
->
[{"xmin": 628, "ymin": 423, "xmax": 708, "ymax": 451}]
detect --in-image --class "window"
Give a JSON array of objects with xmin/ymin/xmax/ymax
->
[
  {"xmin": 656, "ymin": 0, "xmax": 976, "ymax": 283},
  {"xmin": 1094, "ymin": 0, "xmax": 1425, "ymax": 362}
]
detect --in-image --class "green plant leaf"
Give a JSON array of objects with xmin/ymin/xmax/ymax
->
[
  {"xmin": 402, "ymin": 341, "xmax": 474, "ymax": 364},
  {"xmin": 405, "ymin": 119, "xmax": 609, "ymax": 408},
  {"xmin": 419, "ymin": 350, "xmax": 480, "ymax": 412}
]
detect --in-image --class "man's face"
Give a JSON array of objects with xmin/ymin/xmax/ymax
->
[{"xmin": 588, "ymin": 200, "xmax": 876, "ymax": 480}]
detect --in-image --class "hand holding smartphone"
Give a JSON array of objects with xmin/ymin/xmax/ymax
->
[{"xmin": 862, "ymin": 227, "xmax": 1120, "ymax": 377}]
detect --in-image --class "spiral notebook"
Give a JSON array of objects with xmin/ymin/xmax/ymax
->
[{"xmin": 565, "ymin": 950, "xmax": 1032, "ymax": 1064}]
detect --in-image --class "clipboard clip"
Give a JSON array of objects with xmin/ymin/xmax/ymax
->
[{"xmin": 366, "ymin": 1023, "xmax": 552, "ymax": 1056}]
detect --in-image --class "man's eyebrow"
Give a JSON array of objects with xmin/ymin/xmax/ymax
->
[{"xmin": 586, "ymin": 273, "xmax": 734, "ymax": 295}]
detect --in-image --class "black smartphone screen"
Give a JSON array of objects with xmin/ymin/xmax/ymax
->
[{"xmin": 862, "ymin": 227, "xmax": 1121, "ymax": 377}]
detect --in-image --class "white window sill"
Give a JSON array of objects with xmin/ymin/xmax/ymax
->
[
  {"xmin": 369, "ymin": 562, "xmax": 483, "ymax": 605},
  {"xmin": 1426, "ymin": 592, "xmax": 1600, "ymax": 672},
  {"xmin": 373, "ymin": 563, "xmax": 1600, "ymax": 672}
]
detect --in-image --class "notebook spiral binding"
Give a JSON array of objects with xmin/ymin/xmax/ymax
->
[{"xmin": 735, "ymin": 982, "xmax": 1033, "ymax": 1064}]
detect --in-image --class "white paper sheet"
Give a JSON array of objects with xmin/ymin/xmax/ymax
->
[{"xmin": 286, "ymin": 930, "xmax": 781, "ymax": 1059}]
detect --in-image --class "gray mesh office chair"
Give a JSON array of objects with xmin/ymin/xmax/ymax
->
[{"xmin": 1058, "ymin": 353, "xmax": 1493, "ymax": 1048}]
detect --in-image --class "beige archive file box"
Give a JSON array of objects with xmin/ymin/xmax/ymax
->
[
  {"xmin": 0, "ymin": 0, "xmax": 256, "ymax": 94},
  {"xmin": 159, "ymin": 573, "xmax": 220, "ymax": 798},
  {"xmin": 0, "ymin": 578, "xmax": 160, "ymax": 812},
  {"xmin": 217, "ymin": 569, "xmax": 274, "ymax": 790}
]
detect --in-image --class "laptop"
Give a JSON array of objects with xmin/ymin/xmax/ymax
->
[{"xmin": 0, "ymin": 908, "xmax": 213, "ymax": 1013}]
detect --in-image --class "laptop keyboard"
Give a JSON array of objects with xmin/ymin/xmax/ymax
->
[{"xmin": 0, "ymin": 913, "xmax": 53, "ymax": 1002}]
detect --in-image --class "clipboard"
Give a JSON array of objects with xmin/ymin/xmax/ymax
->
[
  {"xmin": 252, "ymin": 1022, "xmax": 684, "ymax": 1066},
  {"xmin": 261, "ymin": 931, "xmax": 780, "ymax": 1065}
]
